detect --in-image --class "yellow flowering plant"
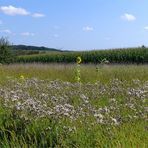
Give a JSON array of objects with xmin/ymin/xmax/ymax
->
[
  {"xmin": 20, "ymin": 75, "xmax": 25, "ymax": 80},
  {"xmin": 76, "ymin": 56, "xmax": 82, "ymax": 64},
  {"xmin": 75, "ymin": 56, "xmax": 82, "ymax": 83}
]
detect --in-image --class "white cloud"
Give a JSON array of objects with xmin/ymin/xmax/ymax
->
[
  {"xmin": 32, "ymin": 13, "xmax": 45, "ymax": 18},
  {"xmin": 0, "ymin": 29, "xmax": 12, "ymax": 34},
  {"xmin": 0, "ymin": 5, "xmax": 45, "ymax": 18},
  {"xmin": 121, "ymin": 13, "xmax": 136, "ymax": 21},
  {"xmin": 0, "ymin": 5, "xmax": 30, "ymax": 16},
  {"xmin": 83, "ymin": 26, "xmax": 94, "ymax": 31},
  {"xmin": 144, "ymin": 26, "xmax": 148, "ymax": 30},
  {"xmin": 21, "ymin": 32, "xmax": 35, "ymax": 36}
]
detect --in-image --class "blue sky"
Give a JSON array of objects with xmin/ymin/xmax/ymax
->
[{"xmin": 0, "ymin": 0, "xmax": 148, "ymax": 50}]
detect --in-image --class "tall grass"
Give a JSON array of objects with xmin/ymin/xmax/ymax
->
[{"xmin": 0, "ymin": 64, "xmax": 148, "ymax": 83}]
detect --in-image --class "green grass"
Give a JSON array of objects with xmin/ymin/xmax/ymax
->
[
  {"xmin": 0, "ymin": 64, "xmax": 148, "ymax": 83},
  {"xmin": 0, "ymin": 64, "xmax": 148, "ymax": 147}
]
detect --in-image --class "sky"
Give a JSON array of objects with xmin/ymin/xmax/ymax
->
[{"xmin": 0, "ymin": 0, "xmax": 148, "ymax": 51}]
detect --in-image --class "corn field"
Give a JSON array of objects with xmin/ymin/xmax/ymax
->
[{"xmin": 16, "ymin": 47, "xmax": 148, "ymax": 64}]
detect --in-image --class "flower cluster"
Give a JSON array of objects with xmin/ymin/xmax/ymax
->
[{"xmin": 0, "ymin": 78, "xmax": 147, "ymax": 126}]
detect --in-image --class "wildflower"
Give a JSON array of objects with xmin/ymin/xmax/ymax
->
[
  {"xmin": 101, "ymin": 58, "xmax": 109, "ymax": 64},
  {"xmin": 94, "ymin": 113, "xmax": 103, "ymax": 119},
  {"xmin": 76, "ymin": 76, "xmax": 80, "ymax": 82},
  {"xmin": 20, "ymin": 75, "xmax": 25, "ymax": 80},
  {"xmin": 76, "ymin": 56, "xmax": 82, "ymax": 64},
  {"xmin": 111, "ymin": 117, "xmax": 119, "ymax": 125}
]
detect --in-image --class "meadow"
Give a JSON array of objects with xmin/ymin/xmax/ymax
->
[{"xmin": 0, "ymin": 63, "xmax": 148, "ymax": 147}]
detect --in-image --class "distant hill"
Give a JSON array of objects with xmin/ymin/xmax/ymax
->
[
  {"xmin": 10, "ymin": 45, "xmax": 66, "ymax": 56},
  {"xmin": 11, "ymin": 45, "xmax": 62, "ymax": 52}
]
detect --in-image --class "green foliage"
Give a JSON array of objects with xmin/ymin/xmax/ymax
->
[
  {"xmin": 0, "ymin": 37, "xmax": 14, "ymax": 64},
  {"xmin": 12, "ymin": 49, "xmax": 41, "ymax": 56},
  {"xmin": 15, "ymin": 47, "xmax": 148, "ymax": 64}
]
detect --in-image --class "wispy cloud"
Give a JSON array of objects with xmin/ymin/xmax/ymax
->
[
  {"xmin": 83, "ymin": 26, "xmax": 94, "ymax": 31},
  {"xmin": 144, "ymin": 26, "xmax": 148, "ymax": 30},
  {"xmin": 121, "ymin": 13, "xmax": 136, "ymax": 21},
  {"xmin": 32, "ymin": 13, "xmax": 45, "ymax": 18},
  {"xmin": 0, "ymin": 29, "xmax": 12, "ymax": 34},
  {"xmin": 0, "ymin": 5, "xmax": 30, "ymax": 16},
  {"xmin": 21, "ymin": 32, "xmax": 35, "ymax": 36}
]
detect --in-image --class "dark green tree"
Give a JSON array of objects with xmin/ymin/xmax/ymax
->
[{"xmin": 0, "ymin": 37, "xmax": 13, "ymax": 64}]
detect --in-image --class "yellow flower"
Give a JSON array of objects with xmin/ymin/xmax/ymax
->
[
  {"xmin": 76, "ymin": 77, "xmax": 81, "ymax": 82},
  {"xmin": 20, "ymin": 75, "xmax": 25, "ymax": 80},
  {"xmin": 76, "ymin": 56, "xmax": 82, "ymax": 64}
]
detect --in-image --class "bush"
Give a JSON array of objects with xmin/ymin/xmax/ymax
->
[{"xmin": 0, "ymin": 37, "xmax": 14, "ymax": 64}]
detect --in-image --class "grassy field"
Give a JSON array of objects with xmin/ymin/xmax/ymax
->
[
  {"xmin": 0, "ymin": 64, "xmax": 148, "ymax": 147},
  {"xmin": 1, "ymin": 63, "xmax": 148, "ymax": 83}
]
